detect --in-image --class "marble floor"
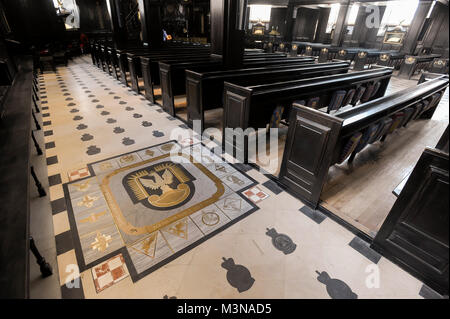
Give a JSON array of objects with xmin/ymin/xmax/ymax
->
[{"xmin": 28, "ymin": 55, "xmax": 445, "ymax": 299}]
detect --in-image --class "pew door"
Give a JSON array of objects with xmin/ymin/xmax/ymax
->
[
  {"xmin": 373, "ymin": 148, "xmax": 449, "ymax": 295},
  {"xmin": 278, "ymin": 104, "xmax": 342, "ymax": 208}
]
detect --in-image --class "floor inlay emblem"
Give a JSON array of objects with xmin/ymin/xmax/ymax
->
[
  {"xmin": 222, "ymin": 257, "xmax": 255, "ymax": 293},
  {"xmin": 87, "ymin": 145, "xmax": 101, "ymax": 155},
  {"xmin": 68, "ymin": 167, "xmax": 91, "ymax": 182},
  {"xmin": 113, "ymin": 127, "xmax": 125, "ymax": 134},
  {"xmin": 122, "ymin": 137, "xmax": 135, "ymax": 145},
  {"xmin": 242, "ymin": 186, "xmax": 269, "ymax": 204},
  {"xmin": 316, "ymin": 271, "xmax": 358, "ymax": 299},
  {"xmin": 106, "ymin": 118, "xmax": 117, "ymax": 124},
  {"xmin": 142, "ymin": 121, "xmax": 152, "ymax": 127},
  {"xmin": 63, "ymin": 141, "xmax": 258, "ymax": 283},
  {"xmin": 91, "ymin": 254, "xmax": 129, "ymax": 293},
  {"xmin": 81, "ymin": 133, "xmax": 94, "ymax": 141},
  {"xmin": 76, "ymin": 124, "xmax": 88, "ymax": 130},
  {"xmin": 266, "ymin": 228, "xmax": 297, "ymax": 255},
  {"xmin": 153, "ymin": 130, "xmax": 164, "ymax": 137}
]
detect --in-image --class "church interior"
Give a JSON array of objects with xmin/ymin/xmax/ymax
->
[{"xmin": 0, "ymin": 0, "xmax": 448, "ymax": 300}]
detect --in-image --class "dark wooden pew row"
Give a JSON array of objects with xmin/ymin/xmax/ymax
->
[
  {"xmin": 279, "ymin": 75, "xmax": 448, "ymax": 208},
  {"xmin": 222, "ymin": 67, "xmax": 394, "ymax": 162},
  {"xmin": 291, "ymin": 43, "xmax": 402, "ymax": 70},
  {"xmin": 129, "ymin": 51, "xmax": 288, "ymax": 93},
  {"xmin": 185, "ymin": 61, "xmax": 351, "ymax": 129},
  {"xmin": 376, "ymin": 52, "xmax": 406, "ymax": 69},
  {"xmin": 92, "ymin": 42, "xmax": 211, "ymax": 82},
  {"xmin": 158, "ymin": 56, "xmax": 316, "ymax": 115},
  {"xmin": 139, "ymin": 52, "xmax": 289, "ymax": 101},
  {"xmin": 398, "ymin": 54, "xmax": 442, "ymax": 79},
  {"xmin": 428, "ymin": 58, "xmax": 449, "ymax": 75},
  {"xmin": 127, "ymin": 50, "xmax": 213, "ymax": 92},
  {"xmin": 0, "ymin": 56, "xmax": 53, "ymax": 298},
  {"xmin": 90, "ymin": 39, "xmax": 210, "ymax": 69},
  {"xmin": 112, "ymin": 46, "xmax": 211, "ymax": 86},
  {"xmin": 117, "ymin": 51, "xmax": 287, "ymax": 93}
]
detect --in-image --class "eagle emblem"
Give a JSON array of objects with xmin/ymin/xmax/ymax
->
[{"xmin": 123, "ymin": 162, "xmax": 195, "ymax": 210}]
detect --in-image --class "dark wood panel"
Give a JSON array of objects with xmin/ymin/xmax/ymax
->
[
  {"xmin": 373, "ymin": 148, "xmax": 449, "ymax": 295},
  {"xmin": 0, "ymin": 56, "xmax": 33, "ymax": 299}
]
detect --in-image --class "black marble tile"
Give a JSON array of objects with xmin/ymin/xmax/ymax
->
[
  {"xmin": 60, "ymin": 279, "xmax": 85, "ymax": 299},
  {"xmin": 262, "ymin": 180, "xmax": 284, "ymax": 195},
  {"xmin": 233, "ymin": 163, "xmax": 252, "ymax": 173},
  {"xmin": 419, "ymin": 285, "xmax": 445, "ymax": 299},
  {"xmin": 299, "ymin": 206, "xmax": 327, "ymax": 224},
  {"xmin": 44, "ymin": 130, "xmax": 53, "ymax": 137},
  {"xmin": 46, "ymin": 155, "xmax": 58, "ymax": 165},
  {"xmin": 348, "ymin": 237, "xmax": 381, "ymax": 264},
  {"xmin": 43, "ymin": 121, "xmax": 52, "ymax": 126},
  {"xmin": 45, "ymin": 141, "xmax": 56, "ymax": 149},
  {"xmin": 51, "ymin": 198, "xmax": 66, "ymax": 215},
  {"xmin": 48, "ymin": 174, "xmax": 62, "ymax": 186},
  {"xmin": 55, "ymin": 231, "xmax": 74, "ymax": 255},
  {"xmin": 42, "ymin": 106, "xmax": 49, "ymax": 111}
]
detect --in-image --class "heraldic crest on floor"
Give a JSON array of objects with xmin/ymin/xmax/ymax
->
[{"xmin": 63, "ymin": 140, "xmax": 259, "ymax": 282}]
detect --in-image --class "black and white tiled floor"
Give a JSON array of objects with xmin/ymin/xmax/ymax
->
[{"xmin": 30, "ymin": 56, "xmax": 444, "ymax": 299}]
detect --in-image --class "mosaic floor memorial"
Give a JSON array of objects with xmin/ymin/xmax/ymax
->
[{"xmin": 64, "ymin": 141, "xmax": 258, "ymax": 281}]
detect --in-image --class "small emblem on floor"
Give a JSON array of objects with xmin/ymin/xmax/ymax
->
[
  {"xmin": 266, "ymin": 228, "xmax": 296, "ymax": 254},
  {"xmin": 221, "ymin": 257, "xmax": 254, "ymax": 293}
]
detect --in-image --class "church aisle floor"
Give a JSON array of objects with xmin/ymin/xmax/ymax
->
[{"xmin": 29, "ymin": 56, "xmax": 440, "ymax": 299}]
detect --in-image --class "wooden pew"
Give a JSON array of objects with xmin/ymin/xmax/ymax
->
[
  {"xmin": 377, "ymin": 52, "xmax": 406, "ymax": 69},
  {"xmin": 0, "ymin": 55, "xmax": 53, "ymax": 298},
  {"xmin": 159, "ymin": 56, "xmax": 316, "ymax": 116},
  {"xmin": 428, "ymin": 58, "xmax": 449, "ymax": 74},
  {"xmin": 373, "ymin": 142, "xmax": 449, "ymax": 295},
  {"xmin": 222, "ymin": 67, "xmax": 394, "ymax": 162},
  {"xmin": 134, "ymin": 51, "xmax": 288, "ymax": 95},
  {"xmin": 115, "ymin": 46, "xmax": 211, "ymax": 86},
  {"xmin": 185, "ymin": 61, "xmax": 351, "ymax": 129},
  {"xmin": 278, "ymin": 75, "xmax": 448, "ymax": 208},
  {"xmin": 398, "ymin": 54, "xmax": 442, "ymax": 79},
  {"xmin": 127, "ymin": 49, "xmax": 213, "ymax": 92},
  {"xmin": 125, "ymin": 51, "xmax": 287, "ymax": 97}
]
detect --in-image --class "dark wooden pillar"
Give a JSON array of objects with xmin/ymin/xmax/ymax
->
[
  {"xmin": 365, "ymin": 5, "xmax": 386, "ymax": 48},
  {"xmin": 331, "ymin": 1, "xmax": 351, "ymax": 47},
  {"xmin": 106, "ymin": 0, "xmax": 127, "ymax": 48},
  {"xmin": 401, "ymin": 1, "xmax": 433, "ymax": 54},
  {"xmin": 350, "ymin": 5, "xmax": 369, "ymax": 46},
  {"xmin": 137, "ymin": 0, "xmax": 163, "ymax": 48},
  {"xmin": 285, "ymin": 2, "xmax": 295, "ymax": 41},
  {"xmin": 210, "ymin": 0, "xmax": 245, "ymax": 68},
  {"xmin": 422, "ymin": 2, "xmax": 447, "ymax": 49},
  {"xmin": 314, "ymin": 7, "xmax": 331, "ymax": 43}
]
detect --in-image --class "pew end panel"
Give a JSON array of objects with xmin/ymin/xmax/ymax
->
[
  {"xmin": 159, "ymin": 62, "xmax": 175, "ymax": 116},
  {"xmin": 279, "ymin": 104, "xmax": 343, "ymax": 208},
  {"xmin": 186, "ymin": 70, "xmax": 205, "ymax": 127},
  {"xmin": 223, "ymin": 81, "xmax": 253, "ymax": 163},
  {"xmin": 373, "ymin": 147, "xmax": 449, "ymax": 296}
]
